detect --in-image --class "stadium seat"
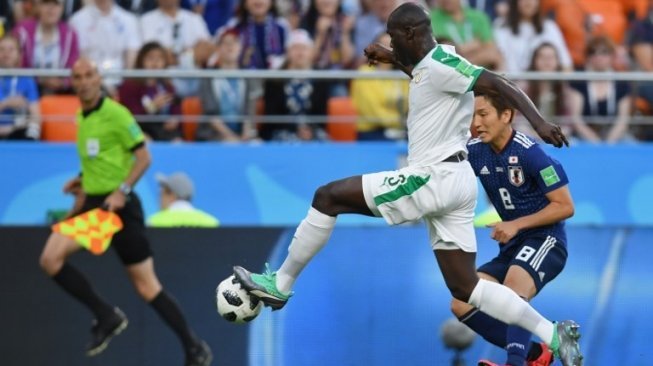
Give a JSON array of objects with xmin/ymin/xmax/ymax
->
[
  {"xmin": 327, "ymin": 96, "xmax": 357, "ymax": 141},
  {"xmin": 181, "ymin": 96, "xmax": 202, "ymax": 141},
  {"xmin": 40, "ymin": 95, "xmax": 80, "ymax": 142}
]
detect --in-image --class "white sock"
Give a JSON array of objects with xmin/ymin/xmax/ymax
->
[
  {"xmin": 276, "ymin": 207, "xmax": 336, "ymax": 293},
  {"xmin": 468, "ymin": 279, "xmax": 555, "ymax": 345}
]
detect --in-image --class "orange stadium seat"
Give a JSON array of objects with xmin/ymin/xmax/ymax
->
[
  {"xmin": 542, "ymin": 0, "xmax": 649, "ymax": 67},
  {"xmin": 181, "ymin": 96, "xmax": 202, "ymax": 141},
  {"xmin": 327, "ymin": 96, "xmax": 357, "ymax": 141},
  {"xmin": 40, "ymin": 95, "xmax": 80, "ymax": 142}
]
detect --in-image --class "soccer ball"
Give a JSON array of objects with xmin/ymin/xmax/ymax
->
[{"xmin": 216, "ymin": 275, "xmax": 263, "ymax": 323}]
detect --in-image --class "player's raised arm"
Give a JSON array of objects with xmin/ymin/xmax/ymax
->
[
  {"xmin": 472, "ymin": 70, "xmax": 570, "ymax": 148},
  {"xmin": 364, "ymin": 42, "xmax": 414, "ymax": 78}
]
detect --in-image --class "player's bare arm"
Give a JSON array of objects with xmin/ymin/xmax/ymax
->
[
  {"xmin": 103, "ymin": 145, "xmax": 151, "ymax": 212},
  {"xmin": 472, "ymin": 71, "xmax": 570, "ymax": 148},
  {"xmin": 63, "ymin": 176, "xmax": 82, "ymax": 194},
  {"xmin": 364, "ymin": 43, "xmax": 413, "ymax": 78},
  {"xmin": 488, "ymin": 185, "xmax": 574, "ymax": 243}
]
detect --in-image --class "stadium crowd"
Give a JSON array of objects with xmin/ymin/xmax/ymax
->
[{"xmin": 0, "ymin": 0, "xmax": 652, "ymax": 142}]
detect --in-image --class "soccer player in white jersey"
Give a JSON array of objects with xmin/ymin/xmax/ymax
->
[{"xmin": 233, "ymin": 3, "xmax": 582, "ymax": 365}]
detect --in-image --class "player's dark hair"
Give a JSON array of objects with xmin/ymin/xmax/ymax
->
[{"xmin": 475, "ymin": 90, "xmax": 515, "ymax": 122}]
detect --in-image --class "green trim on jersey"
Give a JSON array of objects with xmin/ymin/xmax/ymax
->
[
  {"xmin": 76, "ymin": 98, "xmax": 145, "ymax": 195},
  {"xmin": 374, "ymin": 175, "xmax": 431, "ymax": 206},
  {"xmin": 148, "ymin": 209, "xmax": 220, "ymax": 228},
  {"xmin": 431, "ymin": 45, "xmax": 483, "ymax": 92}
]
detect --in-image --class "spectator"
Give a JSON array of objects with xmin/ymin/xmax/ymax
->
[
  {"xmin": 629, "ymin": 5, "xmax": 653, "ymax": 72},
  {"xmin": 522, "ymin": 42, "xmax": 576, "ymax": 138},
  {"xmin": 467, "ymin": 0, "xmax": 507, "ymax": 20},
  {"xmin": 493, "ymin": 0, "xmax": 571, "ymax": 73},
  {"xmin": 300, "ymin": 0, "xmax": 355, "ymax": 70},
  {"xmin": 430, "ymin": 0, "xmax": 503, "ymax": 69},
  {"xmin": 60, "ymin": 0, "xmax": 84, "ymax": 20},
  {"xmin": 628, "ymin": 5, "xmax": 653, "ymax": 140},
  {"xmin": 13, "ymin": 0, "xmax": 80, "ymax": 95},
  {"xmin": 220, "ymin": 0, "xmax": 290, "ymax": 70},
  {"xmin": 181, "ymin": 0, "xmax": 237, "ymax": 34},
  {"xmin": 140, "ymin": 0, "xmax": 212, "ymax": 96},
  {"xmin": 0, "ymin": 35, "xmax": 40, "ymax": 141},
  {"xmin": 350, "ymin": 32, "xmax": 408, "ymax": 141},
  {"xmin": 569, "ymin": 36, "xmax": 632, "ymax": 143},
  {"xmin": 300, "ymin": 0, "xmax": 355, "ymax": 96},
  {"xmin": 118, "ymin": 42, "xmax": 182, "ymax": 142},
  {"xmin": 148, "ymin": 172, "xmax": 220, "ymax": 228},
  {"xmin": 197, "ymin": 29, "xmax": 257, "ymax": 141},
  {"xmin": 354, "ymin": 0, "xmax": 398, "ymax": 65},
  {"xmin": 260, "ymin": 29, "xmax": 329, "ymax": 141},
  {"xmin": 69, "ymin": 0, "xmax": 142, "ymax": 91},
  {"xmin": 10, "ymin": 1, "xmax": 35, "ymax": 26},
  {"xmin": 277, "ymin": 0, "xmax": 304, "ymax": 28},
  {"xmin": 116, "ymin": 0, "xmax": 158, "ymax": 14},
  {"xmin": 541, "ymin": 0, "xmax": 647, "ymax": 69},
  {"xmin": 1, "ymin": 1, "xmax": 15, "ymax": 34}
]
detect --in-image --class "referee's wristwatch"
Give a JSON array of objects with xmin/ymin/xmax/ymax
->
[{"xmin": 118, "ymin": 182, "xmax": 132, "ymax": 196}]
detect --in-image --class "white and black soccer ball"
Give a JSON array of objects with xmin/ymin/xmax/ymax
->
[{"xmin": 216, "ymin": 275, "xmax": 263, "ymax": 323}]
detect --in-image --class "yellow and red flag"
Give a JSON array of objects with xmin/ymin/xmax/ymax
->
[{"xmin": 52, "ymin": 208, "xmax": 123, "ymax": 255}]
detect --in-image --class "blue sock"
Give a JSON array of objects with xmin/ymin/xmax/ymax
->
[
  {"xmin": 506, "ymin": 325, "xmax": 531, "ymax": 366},
  {"xmin": 459, "ymin": 308, "xmax": 507, "ymax": 347}
]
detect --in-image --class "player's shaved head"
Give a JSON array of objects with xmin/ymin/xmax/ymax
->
[
  {"xmin": 72, "ymin": 58, "xmax": 99, "ymax": 75},
  {"xmin": 388, "ymin": 2, "xmax": 431, "ymax": 31},
  {"xmin": 385, "ymin": 2, "xmax": 435, "ymax": 68},
  {"xmin": 71, "ymin": 57, "xmax": 103, "ymax": 107}
]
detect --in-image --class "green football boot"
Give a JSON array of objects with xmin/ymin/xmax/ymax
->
[
  {"xmin": 550, "ymin": 320, "xmax": 583, "ymax": 366},
  {"xmin": 233, "ymin": 264, "xmax": 292, "ymax": 310}
]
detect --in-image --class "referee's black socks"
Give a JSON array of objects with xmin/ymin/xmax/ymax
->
[
  {"xmin": 149, "ymin": 290, "xmax": 199, "ymax": 352},
  {"xmin": 52, "ymin": 263, "xmax": 115, "ymax": 320}
]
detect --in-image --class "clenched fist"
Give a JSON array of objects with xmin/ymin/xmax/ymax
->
[{"xmin": 364, "ymin": 43, "xmax": 395, "ymax": 65}]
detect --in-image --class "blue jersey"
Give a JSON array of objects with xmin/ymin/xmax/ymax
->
[{"xmin": 467, "ymin": 131, "xmax": 569, "ymax": 250}]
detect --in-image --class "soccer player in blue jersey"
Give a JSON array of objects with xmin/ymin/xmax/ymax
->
[{"xmin": 450, "ymin": 90, "xmax": 575, "ymax": 366}]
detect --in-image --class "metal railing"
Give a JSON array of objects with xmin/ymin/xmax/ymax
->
[
  {"xmin": 2, "ymin": 68, "xmax": 653, "ymax": 81},
  {"xmin": 4, "ymin": 68, "xmax": 653, "ymax": 127}
]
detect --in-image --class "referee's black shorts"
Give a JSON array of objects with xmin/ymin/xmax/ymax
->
[{"xmin": 77, "ymin": 192, "xmax": 152, "ymax": 265}]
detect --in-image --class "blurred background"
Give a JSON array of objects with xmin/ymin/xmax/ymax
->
[{"xmin": 1, "ymin": 0, "xmax": 652, "ymax": 365}]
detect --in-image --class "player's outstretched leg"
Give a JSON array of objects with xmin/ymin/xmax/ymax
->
[
  {"xmin": 455, "ymin": 307, "xmax": 554, "ymax": 365},
  {"xmin": 437, "ymin": 250, "xmax": 583, "ymax": 366},
  {"xmin": 468, "ymin": 279, "xmax": 583, "ymax": 366},
  {"xmin": 234, "ymin": 177, "xmax": 372, "ymax": 310}
]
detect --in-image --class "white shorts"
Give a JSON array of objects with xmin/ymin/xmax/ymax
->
[{"xmin": 362, "ymin": 160, "xmax": 478, "ymax": 252}]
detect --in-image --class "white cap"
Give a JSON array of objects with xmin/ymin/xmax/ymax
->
[{"xmin": 287, "ymin": 29, "xmax": 314, "ymax": 48}]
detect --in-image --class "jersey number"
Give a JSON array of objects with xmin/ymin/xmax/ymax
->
[
  {"xmin": 516, "ymin": 246, "xmax": 536, "ymax": 262},
  {"xmin": 498, "ymin": 188, "xmax": 515, "ymax": 210}
]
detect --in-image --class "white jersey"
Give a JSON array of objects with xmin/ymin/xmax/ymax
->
[
  {"xmin": 140, "ymin": 9, "xmax": 211, "ymax": 55},
  {"xmin": 406, "ymin": 44, "xmax": 483, "ymax": 166},
  {"xmin": 69, "ymin": 4, "xmax": 142, "ymax": 71}
]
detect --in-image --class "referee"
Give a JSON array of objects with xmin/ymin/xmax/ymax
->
[{"xmin": 39, "ymin": 59, "xmax": 212, "ymax": 366}]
